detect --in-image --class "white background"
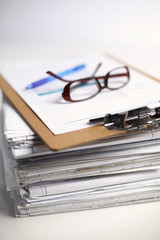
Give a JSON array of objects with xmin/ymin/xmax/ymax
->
[
  {"xmin": 0, "ymin": 0, "xmax": 160, "ymax": 47},
  {"xmin": 1, "ymin": 0, "xmax": 160, "ymax": 239}
]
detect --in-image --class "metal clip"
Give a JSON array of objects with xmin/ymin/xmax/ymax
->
[{"xmin": 104, "ymin": 105, "xmax": 160, "ymax": 131}]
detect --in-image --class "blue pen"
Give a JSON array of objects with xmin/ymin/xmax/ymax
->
[{"xmin": 26, "ymin": 64, "xmax": 86, "ymax": 90}]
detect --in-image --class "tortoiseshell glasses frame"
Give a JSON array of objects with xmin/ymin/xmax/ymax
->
[{"xmin": 47, "ymin": 65, "xmax": 130, "ymax": 102}]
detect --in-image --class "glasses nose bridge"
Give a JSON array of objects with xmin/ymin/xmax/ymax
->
[{"xmin": 97, "ymin": 76, "xmax": 107, "ymax": 89}]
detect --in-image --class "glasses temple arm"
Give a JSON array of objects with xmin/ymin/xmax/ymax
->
[
  {"xmin": 47, "ymin": 62, "xmax": 109, "ymax": 83},
  {"xmin": 91, "ymin": 63, "xmax": 102, "ymax": 77},
  {"xmin": 46, "ymin": 71, "xmax": 70, "ymax": 82}
]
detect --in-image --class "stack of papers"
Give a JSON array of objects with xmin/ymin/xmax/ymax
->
[{"xmin": 1, "ymin": 54, "xmax": 160, "ymax": 217}]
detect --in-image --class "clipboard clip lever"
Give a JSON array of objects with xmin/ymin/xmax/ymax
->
[{"xmin": 104, "ymin": 105, "xmax": 160, "ymax": 131}]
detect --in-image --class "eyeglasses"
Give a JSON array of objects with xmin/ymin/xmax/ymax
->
[{"xmin": 47, "ymin": 64, "xmax": 130, "ymax": 102}]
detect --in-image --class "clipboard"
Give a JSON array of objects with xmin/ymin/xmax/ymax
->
[{"xmin": 0, "ymin": 52, "xmax": 159, "ymax": 151}]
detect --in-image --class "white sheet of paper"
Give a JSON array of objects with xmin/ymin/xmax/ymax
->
[
  {"xmin": 1, "ymin": 54, "xmax": 160, "ymax": 134},
  {"xmin": 3, "ymin": 99, "xmax": 34, "ymax": 139},
  {"xmin": 22, "ymin": 169, "xmax": 160, "ymax": 198}
]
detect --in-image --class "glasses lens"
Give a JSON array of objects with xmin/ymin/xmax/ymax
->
[
  {"xmin": 69, "ymin": 78, "xmax": 99, "ymax": 101},
  {"xmin": 108, "ymin": 67, "xmax": 129, "ymax": 89}
]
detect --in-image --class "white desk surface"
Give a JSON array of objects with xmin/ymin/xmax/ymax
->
[{"xmin": 1, "ymin": 45, "xmax": 160, "ymax": 240}]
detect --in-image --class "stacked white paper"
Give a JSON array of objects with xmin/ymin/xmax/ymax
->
[{"xmin": 1, "ymin": 98, "xmax": 160, "ymax": 217}]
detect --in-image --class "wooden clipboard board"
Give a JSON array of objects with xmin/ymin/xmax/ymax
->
[{"xmin": 0, "ymin": 52, "xmax": 159, "ymax": 151}]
